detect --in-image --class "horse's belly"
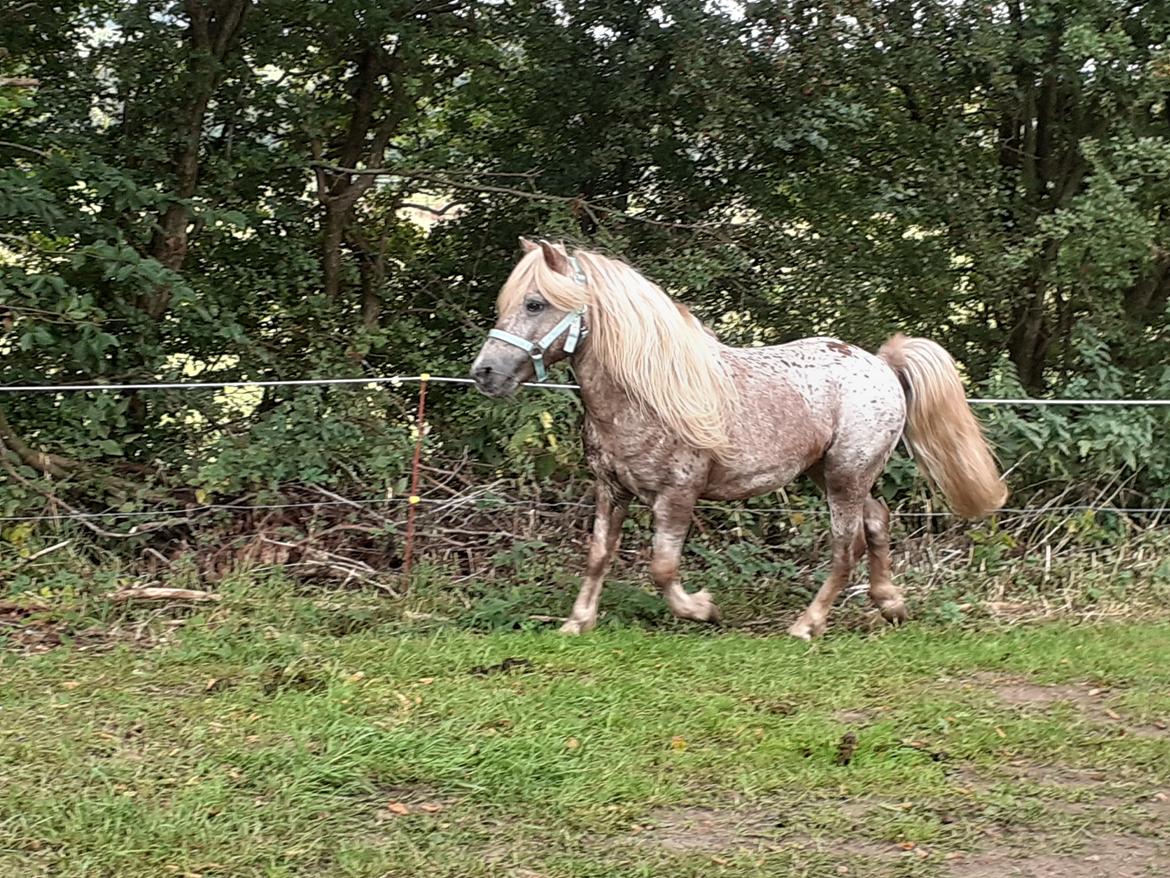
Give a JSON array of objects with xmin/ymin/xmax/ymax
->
[{"xmin": 701, "ymin": 455, "xmax": 813, "ymax": 501}]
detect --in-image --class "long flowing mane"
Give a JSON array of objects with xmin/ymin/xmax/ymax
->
[{"xmin": 498, "ymin": 245, "xmax": 735, "ymax": 456}]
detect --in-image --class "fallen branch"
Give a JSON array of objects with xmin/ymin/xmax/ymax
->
[
  {"xmin": 110, "ymin": 587, "xmax": 221, "ymax": 602},
  {"xmin": 16, "ymin": 539, "xmax": 72, "ymax": 566},
  {"xmin": 0, "ymin": 405, "xmax": 73, "ymax": 478}
]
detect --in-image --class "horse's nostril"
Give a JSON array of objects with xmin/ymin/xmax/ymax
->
[{"xmin": 472, "ymin": 364, "xmax": 492, "ymax": 380}]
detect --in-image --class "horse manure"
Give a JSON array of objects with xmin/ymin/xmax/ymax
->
[{"xmin": 835, "ymin": 731, "xmax": 859, "ymax": 766}]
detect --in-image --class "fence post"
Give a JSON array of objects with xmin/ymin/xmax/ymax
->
[{"xmin": 402, "ymin": 374, "xmax": 429, "ymax": 585}]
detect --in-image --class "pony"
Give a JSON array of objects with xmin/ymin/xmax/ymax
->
[{"xmin": 470, "ymin": 239, "xmax": 1007, "ymax": 638}]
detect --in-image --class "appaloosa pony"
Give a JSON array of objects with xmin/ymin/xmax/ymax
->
[{"xmin": 471, "ymin": 240, "xmax": 1007, "ymax": 638}]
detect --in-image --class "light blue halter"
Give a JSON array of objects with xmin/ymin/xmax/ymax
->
[{"xmin": 488, "ymin": 256, "xmax": 589, "ymax": 382}]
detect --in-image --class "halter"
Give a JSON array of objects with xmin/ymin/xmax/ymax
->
[{"xmin": 488, "ymin": 255, "xmax": 589, "ymax": 382}]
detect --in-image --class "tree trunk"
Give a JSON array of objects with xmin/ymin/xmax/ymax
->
[
  {"xmin": 1123, "ymin": 253, "xmax": 1170, "ymax": 324},
  {"xmin": 1007, "ymin": 240, "xmax": 1060, "ymax": 392},
  {"xmin": 139, "ymin": 0, "xmax": 251, "ymax": 318},
  {"xmin": 357, "ymin": 244, "xmax": 387, "ymax": 330},
  {"xmin": 1008, "ymin": 293, "xmax": 1049, "ymax": 391},
  {"xmin": 323, "ymin": 201, "xmax": 349, "ymax": 301}
]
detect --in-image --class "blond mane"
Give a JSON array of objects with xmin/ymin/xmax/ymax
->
[{"xmin": 498, "ymin": 245, "xmax": 735, "ymax": 457}]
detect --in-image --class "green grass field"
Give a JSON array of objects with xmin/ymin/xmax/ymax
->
[{"xmin": 2, "ymin": 579, "xmax": 1169, "ymax": 877}]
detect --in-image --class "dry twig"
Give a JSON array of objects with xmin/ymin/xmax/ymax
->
[{"xmin": 110, "ymin": 587, "xmax": 221, "ymax": 602}]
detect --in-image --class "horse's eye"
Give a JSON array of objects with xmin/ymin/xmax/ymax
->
[{"xmin": 525, "ymin": 299, "xmax": 544, "ymax": 314}]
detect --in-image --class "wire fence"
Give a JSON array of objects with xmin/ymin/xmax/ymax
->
[
  {"xmin": 2, "ymin": 371, "xmax": 1169, "ymax": 528},
  {"xmin": 2, "ymin": 371, "xmax": 1170, "ymax": 404},
  {"xmin": 3, "ymin": 494, "xmax": 1170, "ymax": 522},
  {"xmin": 0, "ymin": 375, "xmax": 571, "ymax": 393},
  {"xmin": 2, "ymin": 492, "xmax": 1167, "ymax": 525}
]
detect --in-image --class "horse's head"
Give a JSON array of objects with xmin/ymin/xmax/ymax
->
[{"xmin": 470, "ymin": 237, "xmax": 588, "ymax": 397}]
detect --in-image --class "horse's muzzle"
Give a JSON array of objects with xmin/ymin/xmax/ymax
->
[{"xmin": 470, "ymin": 363, "xmax": 520, "ymax": 398}]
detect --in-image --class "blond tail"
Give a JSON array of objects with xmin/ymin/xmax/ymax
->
[{"xmin": 878, "ymin": 334, "xmax": 1008, "ymax": 518}]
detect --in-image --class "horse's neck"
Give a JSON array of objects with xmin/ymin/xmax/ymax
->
[{"xmin": 571, "ymin": 348, "xmax": 636, "ymax": 427}]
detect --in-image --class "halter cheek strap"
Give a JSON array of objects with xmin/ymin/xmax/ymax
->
[{"xmin": 486, "ymin": 255, "xmax": 589, "ymax": 382}]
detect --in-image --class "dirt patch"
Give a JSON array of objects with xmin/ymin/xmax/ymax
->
[
  {"xmin": 0, "ymin": 601, "xmax": 126, "ymax": 653},
  {"xmin": 1140, "ymin": 792, "xmax": 1170, "ymax": 824},
  {"xmin": 990, "ymin": 680, "xmax": 1099, "ymax": 708},
  {"xmin": 969, "ymin": 673, "xmax": 1169, "ymax": 739},
  {"xmin": 950, "ymin": 760, "xmax": 1135, "ymax": 817},
  {"xmin": 835, "ymin": 707, "xmax": 883, "ymax": 725},
  {"xmin": 954, "ymin": 762, "xmax": 1113, "ymax": 793},
  {"xmin": 1, "ymin": 601, "xmax": 60, "ymax": 652},
  {"xmin": 947, "ymin": 833, "xmax": 1166, "ymax": 877},
  {"xmin": 633, "ymin": 806, "xmax": 784, "ymax": 852},
  {"xmin": 632, "ymin": 804, "xmax": 910, "ymax": 863}
]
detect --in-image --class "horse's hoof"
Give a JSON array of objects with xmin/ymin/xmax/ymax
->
[
  {"xmin": 693, "ymin": 589, "xmax": 722, "ymax": 625},
  {"xmin": 787, "ymin": 622, "xmax": 812, "ymax": 641},
  {"xmin": 787, "ymin": 616, "xmax": 823, "ymax": 641},
  {"xmin": 879, "ymin": 602, "xmax": 908, "ymax": 625},
  {"xmin": 559, "ymin": 618, "xmax": 594, "ymax": 636}
]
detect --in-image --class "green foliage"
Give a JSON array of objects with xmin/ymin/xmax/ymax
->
[
  {"xmin": 981, "ymin": 330, "xmax": 1170, "ymax": 501},
  {"xmin": 1, "ymin": 0, "xmax": 1169, "ymax": 523}
]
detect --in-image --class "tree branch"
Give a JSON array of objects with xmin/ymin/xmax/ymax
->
[
  {"xmin": 310, "ymin": 164, "xmax": 728, "ymax": 231},
  {"xmin": 400, "ymin": 201, "xmax": 462, "ymax": 216},
  {"xmin": 0, "ymin": 140, "xmax": 51, "ymax": 159},
  {"xmin": 0, "ymin": 406, "xmax": 72, "ymax": 478}
]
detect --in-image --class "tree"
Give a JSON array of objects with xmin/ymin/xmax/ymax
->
[{"xmin": 2, "ymin": 0, "xmax": 1169, "ymax": 518}]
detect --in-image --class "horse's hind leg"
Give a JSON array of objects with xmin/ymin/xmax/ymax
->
[
  {"xmin": 864, "ymin": 497, "xmax": 907, "ymax": 624},
  {"xmin": 788, "ymin": 472, "xmax": 867, "ymax": 640},
  {"xmin": 650, "ymin": 491, "xmax": 721, "ymax": 625},
  {"xmin": 561, "ymin": 484, "xmax": 630, "ymax": 635}
]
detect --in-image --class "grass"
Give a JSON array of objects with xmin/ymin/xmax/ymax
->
[{"xmin": 2, "ymin": 577, "xmax": 1169, "ymax": 877}]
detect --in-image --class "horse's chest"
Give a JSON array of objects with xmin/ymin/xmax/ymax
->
[{"xmin": 583, "ymin": 417, "xmax": 705, "ymax": 498}]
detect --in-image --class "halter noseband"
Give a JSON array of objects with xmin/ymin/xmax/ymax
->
[{"xmin": 487, "ymin": 255, "xmax": 589, "ymax": 382}]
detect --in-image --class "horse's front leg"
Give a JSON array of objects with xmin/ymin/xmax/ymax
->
[
  {"xmin": 650, "ymin": 491, "xmax": 721, "ymax": 625},
  {"xmin": 561, "ymin": 483, "xmax": 630, "ymax": 635}
]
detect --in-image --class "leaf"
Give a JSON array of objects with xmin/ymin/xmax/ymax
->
[
  {"xmin": 670, "ymin": 735, "xmax": 687, "ymax": 751},
  {"xmin": 565, "ymin": 737, "xmax": 580, "ymax": 750},
  {"xmin": 3, "ymin": 523, "xmax": 33, "ymax": 545},
  {"xmin": 385, "ymin": 802, "xmax": 410, "ymax": 816}
]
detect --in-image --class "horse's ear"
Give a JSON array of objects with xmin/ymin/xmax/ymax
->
[
  {"xmin": 519, "ymin": 236, "xmax": 539, "ymax": 253},
  {"xmin": 538, "ymin": 240, "xmax": 571, "ymax": 275}
]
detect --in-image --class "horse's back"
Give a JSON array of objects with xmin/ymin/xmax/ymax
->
[
  {"xmin": 722, "ymin": 336, "xmax": 905, "ymax": 467},
  {"xmin": 727, "ymin": 336, "xmax": 901, "ymax": 407}
]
